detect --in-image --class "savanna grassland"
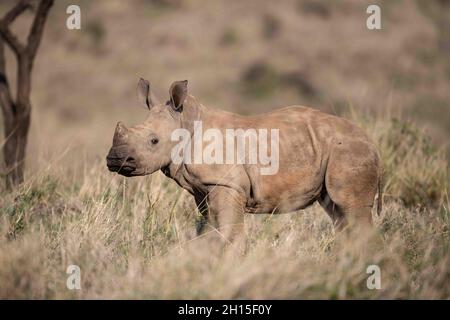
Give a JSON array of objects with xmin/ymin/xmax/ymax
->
[{"xmin": 0, "ymin": 0, "xmax": 449, "ymax": 299}]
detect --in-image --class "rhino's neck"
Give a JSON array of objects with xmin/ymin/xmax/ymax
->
[
  {"xmin": 162, "ymin": 95, "xmax": 206, "ymax": 187},
  {"xmin": 163, "ymin": 95, "xmax": 225, "ymax": 194},
  {"xmin": 178, "ymin": 95, "xmax": 206, "ymax": 135}
]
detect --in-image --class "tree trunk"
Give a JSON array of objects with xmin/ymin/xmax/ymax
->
[
  {"xmin": 0, "ymin": 39, "xmax": 32, "ymax": 188},
  {"xmin": 3, "ymin": 115, "xmax": 30, "ymax": 187},
  {"xmin": 0, "ymin": 0, "xmax": 53, "ymax": 188}
]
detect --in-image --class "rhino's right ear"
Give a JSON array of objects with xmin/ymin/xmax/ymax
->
[
  {"xmin": 137, "ymin": 78, "xmax": 155, "ymax": 109},
  {"xmin": 169, "ymin": 80, "xmax": 188, "ymax": 111}
]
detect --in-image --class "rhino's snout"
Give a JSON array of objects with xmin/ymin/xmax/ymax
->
[
  {"xmin": 106, "ymin": 145, "xmax": 137, "ymax": 177},
  {"xmin": 107, "ymin": 122, "xmax": 136, "ymax": 176}
]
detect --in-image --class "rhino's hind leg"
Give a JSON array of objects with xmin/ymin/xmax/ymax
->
[
  {"xmin": 322, "ymin": 142, "xmax": 379, "ymax": 229},
  {"xmin": 318, "ymin": 191, "xmax": 347, "ymax": 230},
  {"xmin": 319, "ymin": 190, "xmax": 373, "ymax": 231},
  {"xmin": 323, "ymin": 165, "xmax": 377, "ymax": 228}
]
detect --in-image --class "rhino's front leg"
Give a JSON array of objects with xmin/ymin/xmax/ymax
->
[{"xmin": 199, "ymin": 186, "xmax": 246, "ymax": 243}]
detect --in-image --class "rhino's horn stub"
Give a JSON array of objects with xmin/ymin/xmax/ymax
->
[
  {"xmin": 113, "ymin": 121, "xmax": 129, "ymax": 145},
  {"xmin": 117, "ymin": 121, "xmax": 127, "ymax": 130}
]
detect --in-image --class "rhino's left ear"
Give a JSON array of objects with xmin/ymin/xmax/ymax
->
[
  {"xmin": 169, "ymin": 80, "xmax": 188, "ymax": 111},
  {"xmin": 137, "ymin": 78, "xmax": 156, "ymax": 109}
]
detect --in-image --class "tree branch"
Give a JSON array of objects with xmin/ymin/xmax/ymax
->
[
  {"xmin": 1, "ymin": 0, "xmax": 31, "ymax": 26},
  {"xmin": 0, "ymin": 0, "xmax": 31, "ymax": 56},
  {"xmin": 26, "ymin": 0, "xmax": 54, "ymax": 59},
  {"xmin": 0, "ymin": 26, "xmax": 25, "ymax": 57}
]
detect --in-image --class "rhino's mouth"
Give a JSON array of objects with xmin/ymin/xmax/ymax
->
[
  {"xmin": 106, "ymin": 146, "xmax": 138, "ymax": 177},
  {"xmin": 106, "ymin": 156, "xmax": 137, "ymax": 177}
]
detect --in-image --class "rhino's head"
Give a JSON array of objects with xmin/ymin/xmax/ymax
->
[{"xmin": 106, "ymin": 78, "xmax": 188, "ymax": 177}]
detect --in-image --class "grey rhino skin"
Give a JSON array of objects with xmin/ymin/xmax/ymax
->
[{"xmin": 107, "ymin": 79, "xmax": 382, "ymax": 241}]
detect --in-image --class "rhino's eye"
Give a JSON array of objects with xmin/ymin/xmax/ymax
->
[{"xmin": 150, "ymin": 137, "xmax": 159, "ymax": 145}]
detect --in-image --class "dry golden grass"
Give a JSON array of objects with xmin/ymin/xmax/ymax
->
[
  {"xmin": 0, "ymin": 0, "xmax": 449, "ymax": 299},
  {"xmin": 0, "ymin": 110, "xmax": 448, "ymax": 299}
]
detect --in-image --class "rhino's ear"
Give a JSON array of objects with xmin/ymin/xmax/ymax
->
[
  {"xmin": 169, "ymin": 80, "xmax": 188, "ymax": 111},
  {"xmin": 137, "ymin": 78, "xmax": 155, "ymax": 109}
]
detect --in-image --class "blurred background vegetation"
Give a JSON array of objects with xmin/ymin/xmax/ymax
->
[
  {"xmin": 0, "ymin": 0, "xmax": 449, "ymax": 299},
  {"xmin": 0, "ymin": 0, "xmax": 449, "ymax": 171}
]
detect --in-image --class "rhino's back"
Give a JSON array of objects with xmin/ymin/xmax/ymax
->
[
  {"xmin": 242, "ymin": 106, "xmax": 378, "ymax": 213},
  {"xmin": 250, "ymin": 106, "xmax": 369, "ymax": 140}
]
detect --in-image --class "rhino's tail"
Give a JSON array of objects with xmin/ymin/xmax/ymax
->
[{"xmin": 377, "ymin": 170, "xmax": 383, "ymax": 216}]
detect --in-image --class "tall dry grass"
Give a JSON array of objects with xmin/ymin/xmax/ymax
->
[
  {"xmin": 0, "ymin": 111, "xmax": 448, "ymax": 299},
  {"xmin": 0, "ymin": 0, "xmax": 449, "ymax": 299}
]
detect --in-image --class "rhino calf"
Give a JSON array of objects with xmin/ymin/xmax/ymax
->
[{"xmin": 107, "ymin": 79, "xmax": 382, "ymax": 240}]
